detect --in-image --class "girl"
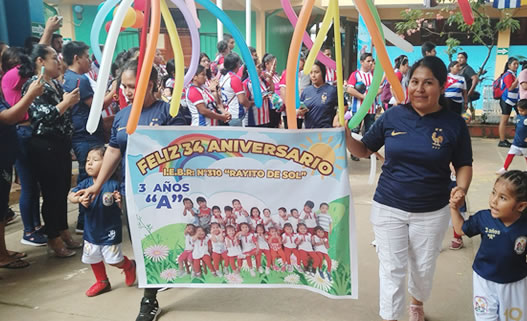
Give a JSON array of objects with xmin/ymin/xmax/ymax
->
[
  {"xmin": 243, "ymin": 59, "xmax": 273, "ymax": 128},
  {"xmin": 295, "ymin": 223, "xmax": 320, "ymax": 273},
  {"xmin": 182, "ymin": 198, "xmax": 199, "ymax": 226},
  {"xmin": 69, "ymin": 146, "xmax": 136, "ymax": 297},
  {"xmin": 497, "ymin": 99, "xmax": 527, "ymax": 175},
  {"xmin": 232, "ymin": 199, "xmax": 250, "ymax": 225},
  {"xmin": 450, "ymin": 171, "xmax": 527, "ymax": 321},
  {"xmin": 219, "ymin": 53, "xmax": 252, "ymax": 127},
  {"xmin": 249, "ymin": 207, "xmax": 263, "ymax": 231},
  {"xmin": 262, "ymin": 208, "xmax": 274, "ymax": 231},
  {"xmin": 238, "ymin": 222, "xmax": 260, "ymax": 276},
  {"xmin": 287, "ymin": 208, "xmax": 301, "ymax": 232},
  {"xmin": 224, "ymin": 206, "xmax": 237, "ymax": 229},
  {"xmin": 225, "ymin": 225, "xmax": 242, "ymax": 273},
  {"xmin": 255, "ymin": 224, "xmax": 271, "ymax": 274},
  {"xmin": 177, "ymin": 224, "xmax": 195, "ymax": 277},
  {"xmin": 261, "ymin": 53, "xmax": 282, "ymax": 128},
  {"xmin": 211, "ymin": 206, "xmax": 225, "ymax": 229},
  {"xmin": 209, "ymin": 222, "xmax": 228, "ymax": 277},
  {"xmin": 282, "ymin": 223, "xmax": 299, "ymax": 272},
  {"xmin": 192, "ymin": 226, "xmax": 216, "ymax": 277},
  {"xmin": 267, "ymin": 227, "xmax": 286, "ymax": 271},
  {"xmin": 498, "ymin": 57, "xmax": 520, "ymax": 148},
  {"xmin": 313, "ymin": 226, "xmax": 332, "ymax": 280}
]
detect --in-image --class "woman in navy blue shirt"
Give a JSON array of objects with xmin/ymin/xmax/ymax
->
[{"xmin": 346, "ymin": 56, "xmax": 473, "ymax": 321}]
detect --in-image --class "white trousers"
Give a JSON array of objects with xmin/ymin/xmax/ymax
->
[
  {"xmin": 370, "ymin": 201, "xmax": 450, "ymax": 320},
  {"xmin": 473, "ymin": 272, "xmax": 527, "ymax": 321}
]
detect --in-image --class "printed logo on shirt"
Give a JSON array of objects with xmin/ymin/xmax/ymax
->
[
  {"xmin": 108, "ymin": 230, "xmax": 116, "ymax": 241},
  {"xmin": 118, "ymin": 127, "xmax": 126, "ymax": 131},
  {"xmin": 321, "ymin": 92, "xmax": 328, "ymax": 104},
  {"xmin": 523, "ymin": 119, "xmax": 527, "ymax": 126},
  {"xmin": 102, "ymin": 192, "xmax": 114, "ymax": 207},
  {"xmin": 431, "ymin": 128, "xmax": 444, "ymax": 149},
  {"xmin": 391, "ymin": 130, "xmax": 407, "ymax": 136},
  {"xmin": 514, "ymin": 236, "xmax": 527, "ymax": 255},
  {"xmin": 484, "ymin": 227, "xmax": 501, "ymax": 240},
  {"xmin": 474, "ymin": 296, "xmax": 489, "ymax": 314}
]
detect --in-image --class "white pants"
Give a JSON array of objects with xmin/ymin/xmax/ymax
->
[
  {"xmin": 370, "ymin": 201, "xmax": 450, "ymax": 320},
  {"xmin": 508, "ymin": 145, "xmax": 527, "ymax": 156},
  {"xmin": 82, "ymin": 241, "xmax": 124, "ymax": 265},
  {"xmin": 473, "ymin": 272, "xmax": 527, "ymax": 321}
]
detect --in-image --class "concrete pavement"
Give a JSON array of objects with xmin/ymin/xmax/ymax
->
[{"xmin": 0, "ymin": 138, "xmax": 513, "ymax": 321}]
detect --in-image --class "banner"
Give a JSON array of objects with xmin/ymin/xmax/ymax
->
[
  {"xmin": 357, "ymin": 15, "xmax": 372, "ymax": 66},
  {"xmin": 125, "ymin": 126, "xmax": 357, "ymax": 299}
]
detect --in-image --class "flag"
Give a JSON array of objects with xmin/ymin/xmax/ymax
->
[{"xmin": 493, "ymin": 0, "xmax": 521, "ymax": 8}]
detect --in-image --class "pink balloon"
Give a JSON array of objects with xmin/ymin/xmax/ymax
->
[
  {"xmin": 280, "ymin": 0, "xmax": 336, "ymax": 70},
  {"xmin": 134, "ymin": 0, "xmax": 146, "ymax": 11}
]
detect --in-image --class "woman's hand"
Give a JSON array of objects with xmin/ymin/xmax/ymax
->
[
  {"xmin": 63, "ymin": 88, "xmax": 80, "ymax": 107},
  {"xmin": 208, "ymin": 78, "xmax": 219, "ymax": 92},
  {"xmin": 27, "ymin": 75, "xmax": 45, "ymax": 98},
  {"xmin": 76, "ymin": 184, "xmax": 102, "ymax": 208},
  {"xmin": 222, "ymin": 112, "xmax": 232, "ymax": 123}
]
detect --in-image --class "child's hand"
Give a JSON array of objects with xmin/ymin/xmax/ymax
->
[
  {"xmin": 113, "ymin": 190, "xmax": 121, "ymax": 203},
  {"xmin": 449, "ymin": 186, "xmax": 466, "ymax": 209}
]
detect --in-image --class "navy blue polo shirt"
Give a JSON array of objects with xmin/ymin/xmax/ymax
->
[
  {"xmin": 513, "ymin": 114, "xmax": 527, "ymax": 148},
  {"xmin": 362, "ymin": 104, "xmax": 472, "ymax": 212},
  {"xmin": 110, "ymin": 100, "xmax": 187, "ymax": 190},
  {"xmin": 463, "ymin": 209, "xmax": 527, "ymax": 284},
  {"xmin": 63, "ymin": 69, "xmax": 104, "ymax": 142},
  {"xmin": 0, "ymin": 99, "xmax": 17, "ymax": 168},
  {"xmin": 72, "ymin": 178, "xmax": 122, "ymax": 245},
  {"xmin": 300, "ymin": 83, "xmax": 338, "ymax": 128}
]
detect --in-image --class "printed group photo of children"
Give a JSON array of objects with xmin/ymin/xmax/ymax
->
[{"xmin": 178, "ymin": 197, "xmax": 334, "ymax": 281}]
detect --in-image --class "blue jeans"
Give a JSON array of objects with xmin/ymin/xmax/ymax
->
[
  {"xmin": 15, "ymin": 125, "xmax": 41, "ymax": 233},
  {"xmin": 72, "ymin": 138, "xmax": 104, "ymax": 229}
]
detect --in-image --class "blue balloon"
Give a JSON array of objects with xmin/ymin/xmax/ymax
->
[
  {"xmin": 195, "ymin": 0, "xmax": 262, "ymax": 108},
  {"xmin": 97, "ymin": 1, "xmax": 114, "ymax": 23},
  {"xmin": 91, "ymin": 0, "xmax": 121, "ymax": 63}
]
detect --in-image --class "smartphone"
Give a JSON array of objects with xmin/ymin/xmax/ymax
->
[
  {"xmin": 40, "ymin": 66, "xmax": 45, "ymax": 84},
  {"xmin": 76, "ymin": 79, "xmax": 80, "ymax": 88},
  {"xmin": 57, "ymin": 16, "xmax": 63, "ymax": 24}
]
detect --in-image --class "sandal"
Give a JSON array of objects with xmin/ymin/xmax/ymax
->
[
  {"xmin": 0, "ymin": 259, "xmax": 30, "ymax": 269},
  {"xmin": 8, "ymin": 251, "xmax": 27, "ymax": 259},
  {"xmin": 50, "ymin": 246, "xmax": 76, "ymax": 258}
]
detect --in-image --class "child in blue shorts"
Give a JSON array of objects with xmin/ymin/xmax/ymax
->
[{"xmin": 497, "ymin": 99, "xmax": 527, "ymax": 175}]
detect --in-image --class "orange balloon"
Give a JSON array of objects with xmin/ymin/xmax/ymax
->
[{"xmin": 132, "ymin": 10, "xmax": 144, "ymax": 29}]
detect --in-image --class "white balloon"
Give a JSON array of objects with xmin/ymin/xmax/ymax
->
[
  {"xmin": 368, "ymin": 154, "xmax": 376, "ymax": 185},
  {"xmin": 86, "ymin": 0, "xmax": 134, "ymax": 134},
  {"xmin": 382, "ymin": 23, "xmax": 414, "ymax": 53}
]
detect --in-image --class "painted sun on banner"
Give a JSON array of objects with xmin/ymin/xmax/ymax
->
[{"xmin": 125, "ymin": 126, "xmax": 358, "ymax": 299}]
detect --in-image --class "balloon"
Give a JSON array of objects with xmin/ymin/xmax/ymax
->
[
  {"xmin": 195, "ymin": 0, "xmax": 262, "ymax": 108},
  {"xmin": 281, "ymin": 0, "xmax": 336, "ymax": 70},
  {"xmin": 87, "ymin": 0, "xmax": 135, "ymax": 134},
  {"xmin": 118, "ymin": 7, "xmax": 137, "ymax": 28},
  {"xmin": 91, "ymin": 0, "xmax": 121, "ymax": 64},
  {"xmin": 126, "ymin": 0, "xmax": 161, "ymax": 134},
  {"xmin": 303, "ymin": 0, "xmax": 334, "ymax": 75},
  {"xmin": 381, "ymin": 24, "xmax": 414, "ymax": 53},
  {"xmin": 161, "ymin": 0, "xmax": 184, "ymax": 117},
  {"xmin": 97, "ymin": 2, "xmax": 114, "ymax": 22},
  {"xmin": 137, "ymin": 0, "xmax": 150, "ymax": 84},
  {"xmin": 458, "ymin": 0, "xmax": 474, "ymax": 25},
  {"xmin": 105, "ymin": 21, "xmax": 125, "ymax": 32},
  {"xmin": 134, "ymin": 0, "xmax": 146, "ymax": 11},
  {"xmin": 331, "ymin": 0, "xmax": 345, "ymax": 127},
  {"xmin": 185, "ymin": 0, "xmax": 201, "ymax": 29},
  {"xmin": 131, "ymin": 10, "xmax": 144, "ymax": 29},
  {"xmin": 285, "ymin": 0, "xmax": 315, "ymax": 129}
]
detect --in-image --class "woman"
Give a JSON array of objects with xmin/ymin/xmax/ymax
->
[
  {"xmin": 20, "ymin": 44, "xmax": 81, "ymax": 257},
  {"xmin": 498, "ymin": 57, "xmax": 520, "ymax": 147},
  {"xmin": 298, "ymin": 60, "xmax": 338, "ymax": 129},
  {"xmin": 199, "ymin": 52, "xmax": 221, "ymax": 103},
  {"xmin": 0, "ymin": 72, "xmax": 43, "ymax": 268},
  {"xmin": 346, "ymin": 56, "xmax": 473, "ymax": 321},
  {"xmin": 243, "ymin": 58, "xmax": 274, "ymax": 127},
  {"xmin": 219, "ymin": 53, "xmax": 252, "ymax": 127},
  {"xmin": 262, "ymin": 53, "xmax": 282, "ymax": 128},
  {"xmin": 186, "ymin": 65, "xmax": 230, "ymax": 126},
  {"xmin": 199, "ymin": 52, "xmax": 213, "ymax": 81},
  {"xmin": 75, "ymin": 59, "xmax": 187, "ymax": 321}
]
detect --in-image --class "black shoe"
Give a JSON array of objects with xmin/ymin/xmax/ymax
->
[
  {"xmin": 136, "ymin": 297, "xmax": 161, "ymax": 321},
  {"xmin": 498, "ymin": 140, "xmax": 512, "ymax": 148},
  {"xmin": 350, "ymin": 154, "xmax": 360, "ymax": 161}
]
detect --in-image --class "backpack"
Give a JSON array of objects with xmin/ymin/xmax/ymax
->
[{"xmin": 493, "ymin": 71, "xmax": 510, "ymax": 100}]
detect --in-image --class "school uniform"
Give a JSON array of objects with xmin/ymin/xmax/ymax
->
[
  {"xmin": 178, "ymin": 234, "xmax": 194, "ymax": 266},
  {"xmin": 300, "ymin": 211, "xmax": 317, "ymax": 233},
  {"xmin": 282, "ymin": 232, "xmax": 299, "ymax": 265},
  {"xmin": 313, "ymin": 235, "xmax": 332, "ymax": 271},
  {"xmin": 506, "ymin": 114, "xmax": 527, "ymax": 157},
  {"xmin": 220, "ymin": 71, "xmax": 245, "ymax": 126},
  {"xmin": 185, "ymin": 85, "xmax": 220, "ymax": 126},
  {"xmin": 348, "ymin": 69, "xmax": 375, "ymax": 132},
  {"xmin": 192, "ymin": 235, "xmax": 214, "ymax": 274},
  {"xmin": 243, "ymin": 78, "xmax": 271, "ymax": 127},
  {"xmin": 210, "ymin": 233, "xmax": 228, "ymax": 271},
  {"xmin": 234, "ymin": 208, "xmax": 250, "ymax": 224},
  {"xmin": 268, "ymin": 235, "xmax": 286, "ymax": 268},
  {"xmin": 500, "ymin": 70, "xmax": 519, "ymax": 115},
  {"xmin": 225, "ymin": 235, "xmax": 243, "ymax": 271},
  {"xmin": 240, "ymin": 232, "xmax": 259, "ymax": 269},
  {"xmin": 296, "ymin": 232, "xmax": 320, "ymax": 269}
]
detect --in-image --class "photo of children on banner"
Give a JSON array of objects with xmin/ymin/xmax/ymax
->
[{"xmin": 176, "ymin": 197, "xmax": 333, "ymax": 279}]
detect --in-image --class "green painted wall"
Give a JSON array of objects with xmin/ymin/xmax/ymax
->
[
  {"xmin": 73, "ymin": 5, "xmax": 139, "ymax": 59},
  {"xmin": 197, "ymin": 9, "xmax": 256, "ymax": 60},
  {"xmin": 266, "ymin": 13, "xmax": 293, "ymax": 73}
]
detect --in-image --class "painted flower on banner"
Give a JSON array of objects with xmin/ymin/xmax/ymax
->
[
  {"xmin": 160, "ymin": 268, "xmax": 178, "ymax": 281},
  {"xmin": 331, "ymin": 259, "xmax": 339, "ymax": 270},
  {"xmin": 144, "ymin": 244, "xmax": 170, "ymax": 262},
  {"xmin": 306, "ymin": 273, "xmax": 333, "ymax": 292},
  {"xmin": 284, "ymin": 274, "xmax": 300, "ymax": 285},
  {"xmin": 224, "ymin": 273, "xmax": 243, "ymax": 284}
]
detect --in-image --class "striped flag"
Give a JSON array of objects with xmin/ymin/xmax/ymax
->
[{"xmin": 493, "ymin": 0, "xmax": 521, "ymax": 8}]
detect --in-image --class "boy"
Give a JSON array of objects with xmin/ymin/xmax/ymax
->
[
  {"xmin": 300, "ymin": 201, "xmax": 317, "ymax": 234},
  {"xmin": 224, "ymin": 206, "xmax": 236, "ymax": 228},
  {"xmin": 287, "ymin": 208, "xmax": 301, "ymax": 232},
  {"xmin": 182, "ymin": 198, "xmax": 198, "ymax": 225},
  {"xmin": 196, "ymin": 196, "xmax": 211, "ymax": 232},
  {"xmin": 316, "ymin": 202, "xmax": 333, "ymax": 237},
  {"xmin": 273, "ymin": 207, "xmax": 289, "ymax": 231},
  {"xmin": 497, "ymin": 99, "xmax": 527, "ymax": 174},
  {"xmin": 445, "ymin": 61, "xmax": 467, "ymax": 115},
  {"xmin": 211, "ymin": 205, "xmax": 225, "ymax": 228}
]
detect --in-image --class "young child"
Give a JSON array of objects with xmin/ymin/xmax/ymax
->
[
  {"xmin": 209, "ymin": 222, "xmax": 228, "ymax": 276},
  {"xmin": 192, "ymin": 226, "xmax": 216, "ymax": 277},
  {"xmin": 262, "ymin": 208, "xmax": 274, "ymax": 231},
  {"xmin": 224, "ymin": 206, "xmax": 237, "ymax": 228},
  {"xmin": 267, "ymin": 227, "xmax": 286, "ymax": 271},
  {"xmin": 313, "ymin": 226, "xmax": 332, "ymax": 280},
  {"xmin": 316, "ymin": 203, "xmax": 333, "ymax": 237},
  {"xmin": 287, "ymin": 208, "xmax": 301, "ymax": 232},
  {"xmin": 224, "ymin": 225, "xmax": 243, "ymax": 273},
  {"xmin": 295, "ymin": 223, "xmax": 320, "ymax": 273},
  {"xmin": 238, "ymin": 222, "xmax": 260, "ymax": 276},
  {"xmin": 177, "ymin": 224, "xmax": 196, "ymax": 277},
  {"xmin": 445, "ymin": 61, "xmax": 467, "ymax": 115},
  {"xmin": 274, "ymin": 207, "xmax": 289, "ymax": 231},
  {"xmin": 182, "ymin": 198, "xmax": 199, "ymax": 225},
  {"xmin": 249, "ymin": 207, "xmax": 263, "ymax": 231},
  {"xmin": 300, "ymin": 201, "xmax": 317, "ymax": 234},
  {"xmin": 69, "ymin": 146, "xmax": 136, "ymax": 297},
  {"xmin": 255, "ymin": 224, "xmax": 271, "ymax": 274},
  {"xmin": 497, "ymin": 100, "xmax": 527, "ymax": 175},
  {"xmin": 232, "ymin": 199, "xmax": 250, "ymax": 224},
  {"xmin": 282, "ymin": 223, "xmax": 299, "ymax": 272},
  {"xmin": 211, "ymin": 205, "xmax": 225, "ymax": 228},
  {"xmin": 450, "ymin": 171, "xmax": 527, "ymax": 321},
  {"xmin": 196, "ymin": 196, "xmax": 211, "ymax": 232}
]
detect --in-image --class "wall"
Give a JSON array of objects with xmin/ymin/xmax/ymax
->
[
  {"xmin": 3, "ymin": 0, "xmax": 31, "ymax": 47},
  {"xmin": 265, "ymin": 13, "xmax": 294, "ymax": 73}
]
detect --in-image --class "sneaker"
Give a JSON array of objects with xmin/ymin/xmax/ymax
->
[
  {"xmin": 318, "ymin": 269, "xmax": 325, "ymax": 279},
  {"xmin": 136, "ymin": 297, "xmax": 161, "ymax": 321},
  {"xmin": 124, "ymin": 260, "xmax": 137, "ymax": 286},
  {"xmin": 5, "ymin": 209, "xmax": 18, "ymax": 225},
  {"xmin": 250, "ymin": 268, "xmax": 256, "ymax": 277},
  {"xmin": 265, "ymin": 267, "xmax": 270, "ymax": 275},
  {"xmin": 409, "ymin": 304, "xmax": 425, "ymax": 321},
  {"xmin": 496, "ymin": 167, "xmax": 507, "ymax": 175},
  {"xmin": 450, "ymin": 237, "xmax": 464, "ymax": 250},
  {"xmin": 498, "ymin": 140, "xmax": 512, "ymax": 147},
  {"xmin": 75, "ymin": 229, "xmax": 84, "ymax": 235},
  {"xmin": 86, "ymin": 280, "xmax": 111, "ymax": 297},
  {"xmin": 258, "ymin": 266, "xmax": 264, "ymax": 274},
  {"xmin": 21, "ymin": 231, "xmax": 47, "ymax": 246},
  {"xmin": 176, "ymin": 269, "xmax": 186, "ymax": 277},
  {"xmin": 216, "ymin": 270, "xmax": 223, "ymax": 277},
  {"xmin": 326, "ymin": 271, "xmax": 332, "ymax": 281}
]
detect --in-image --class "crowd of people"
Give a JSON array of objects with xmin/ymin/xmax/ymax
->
[{"xmin": 1, "ymin": 15, "xmax": 526, "ymax": 321}]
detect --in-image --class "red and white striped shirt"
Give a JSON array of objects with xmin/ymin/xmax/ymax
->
[
  {"xmin": 243, "ymin": 78, "xmax": 271, "ymax": 126},
  {"xmin": 348, "ymin": 70, "xmax": 375, "ymax": 114}
]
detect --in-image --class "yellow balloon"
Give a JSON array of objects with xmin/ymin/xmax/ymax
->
[{"xmin": 122, "ymin": 7, "xmax": 137, "ymax": 28}]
